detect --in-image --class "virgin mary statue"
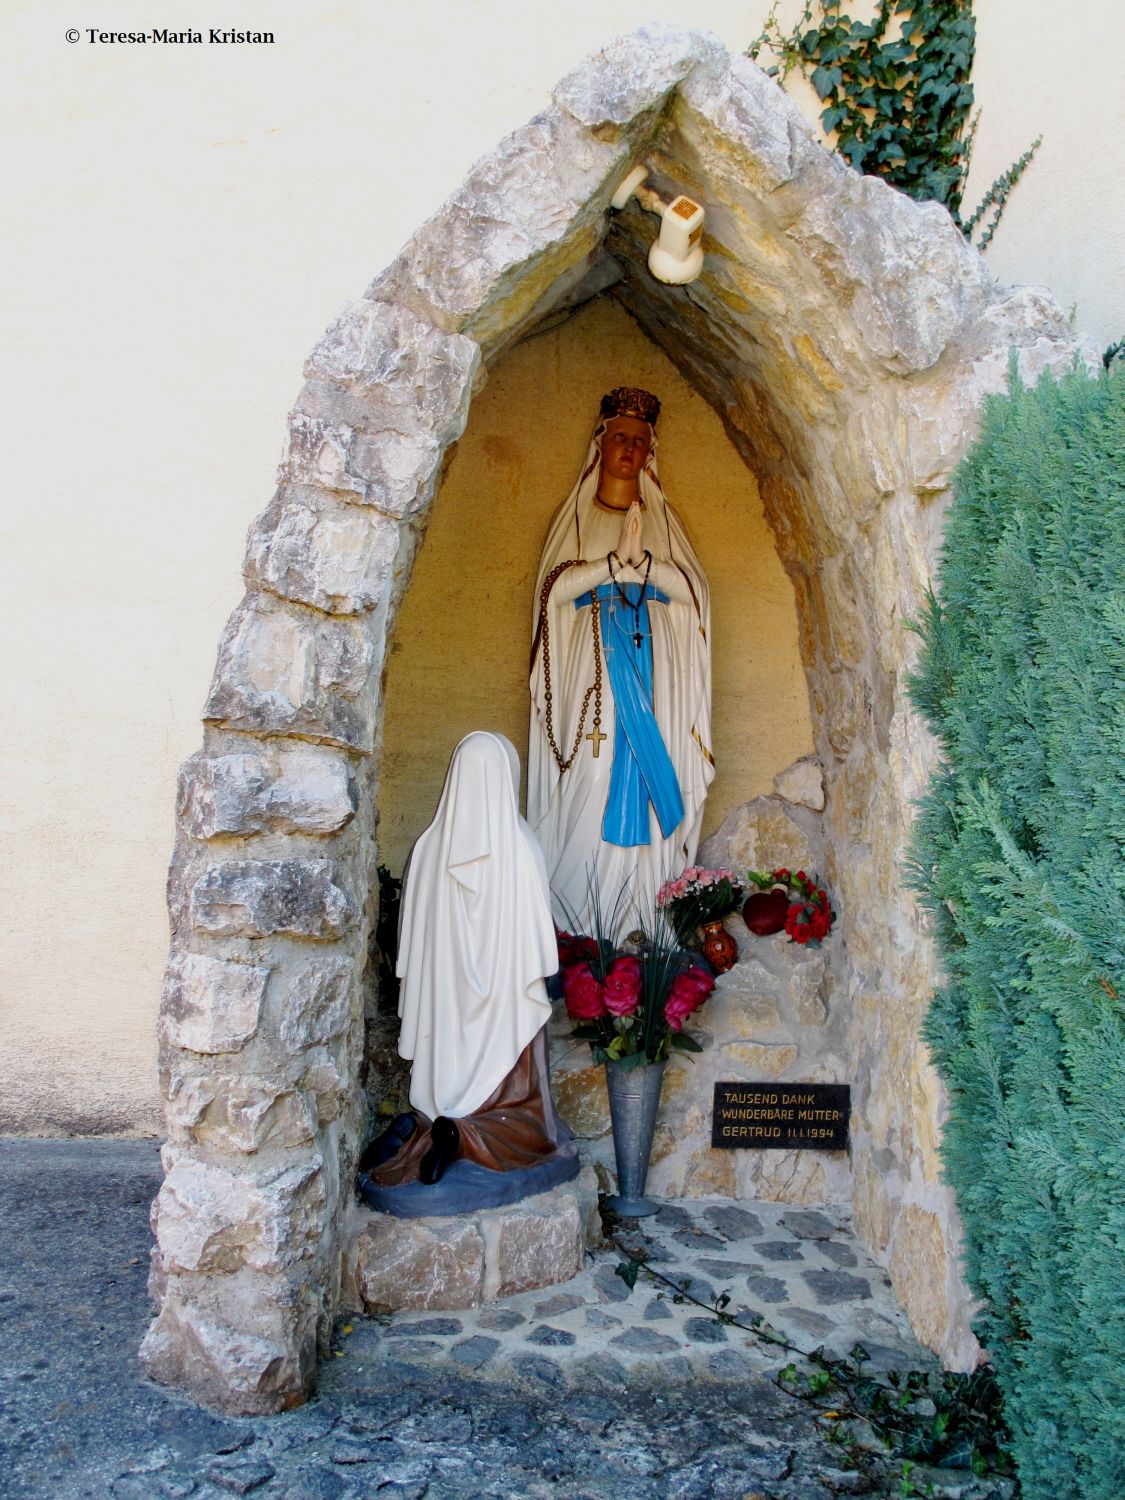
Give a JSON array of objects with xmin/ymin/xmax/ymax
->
[{"xmin": 528, "ymin": 388, "xmax": 714, "ymax": 932}]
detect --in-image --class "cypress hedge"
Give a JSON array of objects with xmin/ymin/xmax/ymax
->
[{"xmin": 908, "ymin": 358, "xmax": 1124, "ymax": 1498}]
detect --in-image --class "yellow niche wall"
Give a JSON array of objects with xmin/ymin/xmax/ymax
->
[{"xmin": 377, "ymin": 298, "xmax": 814, "ymax": 873}]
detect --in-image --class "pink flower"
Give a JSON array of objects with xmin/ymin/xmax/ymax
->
[
  {"xmin": 604, "ymin": 955, "xmax": 642, "ymax": 1017},
  {"xmin": 562, "ymin": 962, "xmax": 606, "ymax": 1020}
]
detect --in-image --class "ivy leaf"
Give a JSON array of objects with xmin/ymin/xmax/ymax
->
[{"xmin": 614, "ymin": 1260, "xmax": 640, "ymax": 1291}]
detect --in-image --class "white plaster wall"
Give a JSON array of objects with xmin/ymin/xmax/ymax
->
[{"xmin": 1, "ymin": 0, "xmax": 1120, "ymax": 1133}]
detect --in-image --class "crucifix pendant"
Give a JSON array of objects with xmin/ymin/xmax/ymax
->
[
  {"xmin": 633, "ymin": 631, "xmax": 643, "ymax": 648},
  {"xmin": 586, "ymin": 725, "xmax": 606, "ymax": 757}
]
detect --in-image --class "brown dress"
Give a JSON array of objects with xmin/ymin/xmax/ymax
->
[{"xmin": 371, "ymin": 1037, "xmax": 558, "ymax": 1186}]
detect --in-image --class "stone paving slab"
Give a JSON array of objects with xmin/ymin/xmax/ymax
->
[
  {"xmin": 338, "ymin": 1197, "xmax": 925, "ymax": 1386},
  {"xmin": 2, "ymin": 1139, "xmax": 1015, "ymax": 1500}
]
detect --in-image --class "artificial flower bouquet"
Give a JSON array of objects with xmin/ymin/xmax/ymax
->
[
  {"xmin": 655, "ymin": 865, "xmax": 745, "ymax": 944},
  {"xmin": 745, "ymin": 867, "xmax": 835, "ymax": 946},
  {"xmin": 556, "ymin": 913, "xmax": 715, "ymax": 1070}
]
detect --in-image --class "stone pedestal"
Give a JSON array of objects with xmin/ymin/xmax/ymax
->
[{"xmin": 341, "ymin": 1168, "xmax": 600, "ymax": 1315}]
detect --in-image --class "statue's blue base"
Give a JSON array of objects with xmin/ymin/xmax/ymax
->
[{"xmin": 356, "ymin": 1140, "xmax": 581, "ymax": 1219}]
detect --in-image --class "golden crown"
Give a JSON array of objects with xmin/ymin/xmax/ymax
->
[{"xmin": 599, "ymin": 386, "xmax": 660, "ymax": 426}]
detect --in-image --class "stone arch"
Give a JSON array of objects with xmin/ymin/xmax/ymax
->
[{"xmin": 142, "ymin": 25, "xmax": 1090, "ymax": 1413}]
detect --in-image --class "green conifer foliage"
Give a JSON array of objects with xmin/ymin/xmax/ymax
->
[{"xmin": 909, "ymin": 361, "xmax": 1125, "ymax": 1497}]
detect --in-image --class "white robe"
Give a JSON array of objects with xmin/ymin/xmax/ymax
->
[
  {"xmin": 395, "ymin": 731, "xmax": 557, "ymax": 1121},
  {"xmin": 528, "ymin": 429, "xmax": 714, "ymax": 933}
]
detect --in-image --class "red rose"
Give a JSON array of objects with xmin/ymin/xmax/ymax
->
[
  {"xmin": 562, "ymin": 962, "xmax": 607, "ymax": 1020},
  {"xmin": 604, "ymin": 955, "xmax": 642, "ymax": 1018},
  {"xmin": 674, "ymin": 965, "xmax": 714, "ymax": 1006},
  {"xmin": 810, "ymin": 905, "xmax": 832, "ymax": 941},
  {"xmin": 785, "ymin": 904, "xmax": 810, "ymax": 943},
  {"xmin": 557, "ymin": 930, "xmax": 599, "ymax": 969},
  {"xmin": 665, "ymin": 966, "xmax": 714, "ymax": 1021},
  {"xmin": 664, "ymin": 991, "xmax": 695, "ymax": 1031}
]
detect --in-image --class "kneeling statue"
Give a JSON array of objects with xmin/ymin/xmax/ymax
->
[{"xmin": 358, "ymin": 731, "xmax": 578, "ymax": 1216}]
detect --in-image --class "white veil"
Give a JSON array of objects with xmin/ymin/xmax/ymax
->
[{"xmin": 395, "ymin": 731, "xmax": 557, "ymax": 1120}]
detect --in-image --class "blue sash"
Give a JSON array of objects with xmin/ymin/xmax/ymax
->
[{"xmin": 575, "ymin": 583, "xmax": 684, "ymax": 846}]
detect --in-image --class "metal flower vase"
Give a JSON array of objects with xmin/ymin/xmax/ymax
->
[{"xmin": 604, "ymin": 1058, "xmax": 666, "ymax": 1217}]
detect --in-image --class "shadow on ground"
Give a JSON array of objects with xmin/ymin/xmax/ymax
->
[{"xmin": 0, "ymin": 1139, "xmax": 991, "ymax": 1500}]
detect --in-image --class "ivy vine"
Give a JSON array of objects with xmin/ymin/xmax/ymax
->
[{"xmin": 749, "ymin": 0, "xmax": 1040, "ymax": 250}]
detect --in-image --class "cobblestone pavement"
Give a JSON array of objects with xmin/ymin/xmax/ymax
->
[{"xmin": 1, "ymin": 1139, "xmax": 999, "ymax": 1500}]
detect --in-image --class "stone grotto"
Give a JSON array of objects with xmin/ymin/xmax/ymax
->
[{"xmin": 139, "ymin": 24, "xmax": 1095, "ymax": 1414}]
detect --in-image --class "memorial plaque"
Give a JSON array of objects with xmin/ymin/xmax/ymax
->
[{"xmin": 711, "ymin": 1083, "xmax": 850, "ymax": 1150}]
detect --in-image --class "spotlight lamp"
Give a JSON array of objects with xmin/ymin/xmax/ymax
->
[{"xmin": 610, "ymin": 165, "xmax": 705, "ymax": 285}]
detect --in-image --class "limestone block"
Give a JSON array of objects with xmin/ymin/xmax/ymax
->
[
  {"xmin": 744, "ymin": 1150, "xmax": 829, "ymax": 1206},
  {"xmin": 899, "ymin": 379, "xmax": 982, "ymax": 494},
  {"xmin": 165, "ymin": 1073, "xmax": 214, "ymax": 1136},
  {"xmin": 190, "ymin": 1085, "xmax": 319, "ymax": 1155},
  {"xmin": 772, "ymin": 756, "xmax": 825, "ymax": 811},
  {"xmin": 720, "ymin": 954, "xmax": 781, "ymax": 997},
  {"xmin": 553, "ymin": 23, "xmax": 724, "ymax": 134},
  {"xmin": 147, "ymin": 1241, "xmax": 167, "ymax": 1313},
  {"xmin": 789, "ymin": 176, "xmax": 989, "ymax": 375},
  {"xmin": 486, "ymin": 1189, "xmax": 585, "ymax": 1299},
  {"xmin": 969, "ymin": 283, "xmax": 1090, "ymax": 367},
  {"xmin": 830, "ymin": 400, "xmax": 901, "ymax": 509},
  {"xmin": 300, "ymin": 1055, "xmax": 350, "ymax": 1126},
  {"xmin": 305, "ymin": 301, "xmax": 479, "ymax": 447},
  {"xmin": 368, "ymin": 113, "xmax": 619, "ymax": 343},
  {"xmin": 721, "ymin": 1042, "xmax": 799, "ymax": 1078},
  {"xmin": 204, "ymin": 594, "xmax": 377, "ymax": 750},
  {"xmin": 178, "ymin": 754, "xmax": 267, "ymax": 840},
  {"xmin": 160, "ymin": 952, "xmax": 269, "ymax": 1055},
  {"xmin": 140, "ymin": 1287, "xmax": 316, "ymax": 1415},
  {"xmin": 343, "ymin": 1171, "xmax": 599, "ymax": 1314},
  {"xmin": 852, "ymin": 1150, "xmax": 895, "ymax": 1255},
  {"xmin": 828, "ymin": 753, "xmax": 879, "ymax": 844},
  {"xmin": 700, "ymin": 796, "xmax": 812, "ymax": 877},
  {"xmin": 155, "ymin": 1150, "xmax": 326, "ymax": 1276},
  {"xmin": 275, "ymin": 956, "xmax": 356, "ymax": 1052},
  {"xmin": 348, "ymin": 429, "xmax": 441, "ymax": 518},
  {"xmin": 725, "ymin": 990, "xmax": 784, "ymax": 1037},
  {"xmin": 279, "ymin": 413, "xmax": 366, "ymax": 498},
  {"xmin": 819, "ymin": 553, "xmax": 874, "ymax": 670},
  {"xmin": 245, "ymin": 490, "xmax": 407, "ymax": 615},
  {"xmin": 680, "ymin": 51, "xmax": 817, "ymax": 196},
  {"xmin": 178, "ymin": 746, "xmax": 356, "ymax": 839},
  {"xmin": 786, "ymin": 948, "xmax": 829, "ymax": 1027},
  {"xmin": 910, "ymin": 1051, "xmax": 947, "ymax": 1187},
  {"xmin": 816, "ymin": 669, "xmax": 866, "ymax": 756},
  {"xmin": 678, "ymin": 1144, "xmax": 737, "ymax": 1197},
  {"xmin": 346, "ymin": 1216, "xmax": 485, "ymax": 1313},
  {"xmin": 551, "ymin": 1059, "xmax": 612, "ymax": 1138},
  {"xmin": 189, "ymin": 859, "xmax": 353, "ymax": 941},
  {"xmin": 889, "ymin": 1205, "xmax": 950, "ymax": 1352}
]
